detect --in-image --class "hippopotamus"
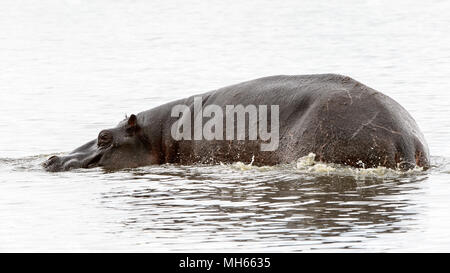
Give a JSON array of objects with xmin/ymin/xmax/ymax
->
[{"xmin": 43, "ymin": 74, "xmax": 430, "ymax": 172}]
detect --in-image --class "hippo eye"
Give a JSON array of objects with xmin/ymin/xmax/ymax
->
[{"xmin": 98, "ymin": 131, "xmax": 113, "ymax": 147}]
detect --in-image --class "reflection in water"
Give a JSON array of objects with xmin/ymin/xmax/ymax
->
[{"xmin": 94, "ymin": 162, "xmax": 430, "ymax": 251}]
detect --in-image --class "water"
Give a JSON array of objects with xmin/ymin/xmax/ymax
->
[{"xmin": 1, "ymin": 0, "xmax": 450, "ymax": 252}]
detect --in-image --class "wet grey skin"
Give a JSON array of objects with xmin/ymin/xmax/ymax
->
[{"xmin": 43, "ymin": 74, "xmax": 430, "ymax": 172}]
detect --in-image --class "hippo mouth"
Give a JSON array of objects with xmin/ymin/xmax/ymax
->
[{"xmin": 82, "ymin": 152, "xmax": 104, "ymax": 169}]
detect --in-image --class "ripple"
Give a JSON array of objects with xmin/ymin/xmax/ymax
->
[{"xmin": 0, "ymin": 153, "xmax": 449, "ymax": 251}]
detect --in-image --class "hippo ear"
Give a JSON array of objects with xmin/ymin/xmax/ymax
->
[{"xmin": 128, "ymin": 114, "xmax": 137, "ymax": 127}]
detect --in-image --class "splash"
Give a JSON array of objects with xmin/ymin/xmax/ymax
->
[
  {"xmin": 225, "ymin": 155, "xmax": 275, "ymax": 171},
  {"xmin": 225, "ymin": 152, "xmax": 425, "ymax": 178},
  {"xmin": 295, "ymin": 153, "xmax": 425, "ymax": 178},
  {"xmin": 294, "ymin": 153, "xmax": 336, "ymax": 175}
]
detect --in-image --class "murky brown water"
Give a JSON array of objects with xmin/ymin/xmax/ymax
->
[{"xmin": 1, "ymin": 0, "xmax": 450, "ymax": 252}]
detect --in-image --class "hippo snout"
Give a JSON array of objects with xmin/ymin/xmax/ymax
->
[
  {"xmin": 43, "ymin": 155, "xmax": 85, "ymax": 172},
  {"xmin": 42, "ymin": 155, "xmax": 64, "ymax": 172},
  {"xmin": 43, "ymin": 146, "xmax": 106, "ymax": 172}
]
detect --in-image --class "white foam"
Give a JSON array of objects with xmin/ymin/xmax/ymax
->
[
  {"xmin": 299, "ymin": 153, "xmax": 427, "ymax": 178},
  {"xmin": 224, "ymin": 155, "xmax": 275, "ymax": 172},
  {"xmin": 295, "ymin": 153, "xmax": 425, "ymax": 178},
  {"xmin": 225, "ymin": 152, "xmax": 425, "ymax": 178}
]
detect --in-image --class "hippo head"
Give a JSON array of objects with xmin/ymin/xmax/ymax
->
[{"xmin": 43, "ymin": 114, "xmax": 158, "ymax": 172}]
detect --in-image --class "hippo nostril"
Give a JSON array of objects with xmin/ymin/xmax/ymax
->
[
  {"xmin": 45, "ymin": 155, "xmax": 59, "ymax": 164},
  {"xmin": 43, "ymin": 155, "xmax": 62, "ymax": 171}
]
